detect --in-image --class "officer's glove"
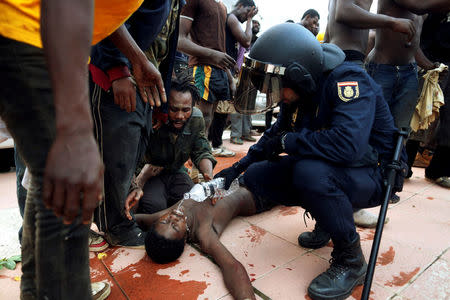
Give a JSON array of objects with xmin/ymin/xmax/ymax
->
[
  {"xmin": 214, "ymin": 161, "xmax": 245, "ymax": 189},
  {"xmin": 263, "ymin": 132, "xmax": 287, "ymax": 160}
]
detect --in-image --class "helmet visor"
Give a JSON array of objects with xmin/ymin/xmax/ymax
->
[{"xmin": 234, "ymin": 55, "xmax": 285, "ymax": 114}]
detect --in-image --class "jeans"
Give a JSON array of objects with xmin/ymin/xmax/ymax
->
[
  {"xmin": 366, "ymin": 62, "xmax": 419, "ymax": 131},
  {"xmin": 138, "ymin": 172, "xmax": 194, "ymax": 214},
  {"xmin": 230, "ymin": 113, "xmax": 251, "ymax": 138},
  {"xmin": 0, "ymin": 36, "xmax": 91, "ymax": 299},
  {"xmin": 90, "ymin": 80, "xmax": 152, "ymax": 242}
]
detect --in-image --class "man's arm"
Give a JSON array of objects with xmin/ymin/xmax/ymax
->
[
  {"xmin": 394, "ymin": 0, "xmax": 450, "ymax": 14},
  {"xmin": 198, "ymin": 159, "xmax": 214, "ymax": 182},
  {"xmin": 199, "ymin": 228, "xmax": 256, "ymax": 299},
  {"xmin": 227, "ymin": 7, "xmax": 258, "ymax": 49},
  {"xmin": 41, "ymin": 0, "xmax": 103, "ymax": 224},
  {"xmin": 109, "ymin": 25, "xmax": 167, "ymax": 107},
  {"xmin": 335, "ymin": 0, "xmax": 416, "ymax": 40},
  {"xmin": 177, "ymin": 17, "xmax": 236, "ymax": 69}
]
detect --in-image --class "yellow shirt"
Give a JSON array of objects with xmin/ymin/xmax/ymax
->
[{"xmin": 0, "ymin": 0, "xmax": 144, "ymax": 48}]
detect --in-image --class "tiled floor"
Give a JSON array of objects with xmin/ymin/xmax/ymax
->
[{"xmin": 0, "ymin": 135, "xmax": 449, "ymax": 299}]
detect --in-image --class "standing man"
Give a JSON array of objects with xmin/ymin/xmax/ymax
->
[
  {"xmin": 89, "ymin": 1, "xmax": 174, "ymax": 247},
  {"xmin": 300, "ymin": 9, "xmax": 320, "ymax": 36},
  {"xmin": 178, "ymin": 0, "xmax": 236, "ymax": 157},
  {"xmin": 0, "ymin": 0, "xmax": 163, "ymax": 298}
]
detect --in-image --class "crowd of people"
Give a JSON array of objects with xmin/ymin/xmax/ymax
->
[{"xmin": 0, "ymin": 0, "xmax": 449, "ymax": 299}]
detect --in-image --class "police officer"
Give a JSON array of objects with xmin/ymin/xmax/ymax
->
[{"xmin": 216, "ymin": 23, "xmax": 399, "ymax": 299}]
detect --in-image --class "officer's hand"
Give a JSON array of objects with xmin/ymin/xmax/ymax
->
[
  {"xmin": 214, "ymin": 165, "xmax": 241, "ymax": 189},
  {"xmin": 390, "ymin": 18, "xmax": 415, "ymax": 44},
  {"xmin": 209, "ymin": 50, "xmax": 236, "ymax": 70},
  {"xmin": 112, "ymin": 77, "xmax": 137, "ymax": 112}
]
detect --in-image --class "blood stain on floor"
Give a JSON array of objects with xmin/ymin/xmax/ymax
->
[
  {"xmin": 377, "ymin": 246, "xmax": 395, "ymax": 266},
  {"xmin": 385, "ymin": 267, "xmax": 420, "ymax": 287}
]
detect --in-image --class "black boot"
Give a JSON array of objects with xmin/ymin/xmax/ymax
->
[
  {"xmin": 307, "ymin": 235, "xmax": 367, "ymax": 300},
  {"xmin": 298, "ymin": 224, "xmax": 331, "ymax": 249}
]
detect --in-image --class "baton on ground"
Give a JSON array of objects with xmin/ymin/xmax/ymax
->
[{"xmin": 361, "ymin": 129, "xmax": 408, "ymax": 300}]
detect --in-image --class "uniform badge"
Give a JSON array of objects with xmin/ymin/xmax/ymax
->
[{"xmin": 337, "ymin": 81, "xmax": 359, "ymax": 102}]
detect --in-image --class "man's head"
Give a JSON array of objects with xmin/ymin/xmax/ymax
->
[
  {"xmin": 234, "ymin": 23, "xmax": 345, "ymax": 112},
  {"xmin": 301, "ymin": 9, "xmax": 320, "ymax": 36},
  {"xmin": 145, "ymin": 209, "xmax": 188, "ymax": 263},
  {"xmin": 233, "ymin": 0, "xmax": 255, "ymax": 23},
  {"xmin": 252, "ymin": 19, "xmax": 260, "ymax": 35},
  {"xmin": 168, "ymin": 79, "xmax": 199, "ymax": 133}
]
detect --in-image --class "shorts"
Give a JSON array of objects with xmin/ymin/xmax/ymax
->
[{"xmin": 192, "ymin": 65, "xmax": 230, "ymax": 103}]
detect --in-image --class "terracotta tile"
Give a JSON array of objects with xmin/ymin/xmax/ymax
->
[
  {"xmin": 241, "ymin": 205, "xmax": 281, "ymax": 226},
  {"xmin": 103, "ymin": 245, "xmax": 228, "ymax": 300},
  {"xmin": 386, "ymin": 195, "xmax": 450, "ymax": 253},
  {"xmin": 347, "ymin": 283, "xmax": 392, "ymax": 300},
  {"xmin": 417, "ymin": 184, "xmax": 450, "ymax": 201},
  {"xmin": 252, "ymin": 253, "xmax": 329, "ymax": 299},
  {"xmin": 402, "ymin": 176, "xmax": 433, "ymax": 194},
  {"xmin": 0, "ymin": 263, "xmax": 21, "ymax": 300},
  {"xmin": 252, "ymin": 205, "xmax": 311, "ymax": 247},
  {"xmin": 399, "ymin": 257, "xmax": 449, "ymax": 300},
  {"xmin": 219, "ymin": 218, "xmax": 305, "ymax": 283},
  {"xmin": 409, "ymin": 166, "xmax": 425, "ymax": 179},
  {"xmin": 0, "ymin": 172, "xmax": 17, "ymax": 210}
]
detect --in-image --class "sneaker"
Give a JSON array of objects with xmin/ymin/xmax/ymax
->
[
  {"xmin": 430, "ymin": 176, "xmax": 450, "ymax": 188},
  {"xmin": 105, "ymin": 228, "xmax": 146, "ymax": 249},
  {"xmin": 212, "ymin": 146, "xmax": 236, "ymax": 157},
  {"xmin": 92, "ymin": 281, "xmax": 111, "ymax": 300},
  {"xmin": 353, "ymin": 209, "xmax": 389, "ymax": 228},
  {"xmin": 230, "ymin": 137, "xmax": 244, "ymax": 145},
  {"xmin": 241, "ymin": 135, "xmax": 257, "ymax": 142},
  {"xmin": 249, "ymin": 129, "xmax": 262, "ymax": 136},
  {"xmin": 89, "ymin": 230, "xmax": 109, "ymax": 252}
]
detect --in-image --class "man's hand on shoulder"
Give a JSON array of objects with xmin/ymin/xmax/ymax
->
[{"xmin": 390, "ymin": 17, "xmax": 416, "ymax": 44}]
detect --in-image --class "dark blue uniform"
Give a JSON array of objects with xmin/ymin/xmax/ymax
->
[{"xmin": 241, "ymin": 61, "xmax": 398, "ymax": 243}]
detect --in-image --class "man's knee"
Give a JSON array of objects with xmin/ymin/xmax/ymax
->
[{"xmin": 292, "ymin": 159, "xmax": 335, "ymax": 194}]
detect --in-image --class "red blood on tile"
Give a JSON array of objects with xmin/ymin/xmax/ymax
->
[
  {"xmin": 286, "ymin": 267, "xmax": 293, "ymax": 271},
  {"xmin": 385, "ymin": 267, "xmax": 420, "ymax": 287},
  {"xmin": 351, "ymin": 285, "xmax": 374, "ymax": 300},
  {"xmin": 250, "ymin": 278, "xmax": 255, "ymax": 282},
  {"xmin": 304, "ymin": 294, "xmax": 313, "ymax": 300},
  {"xmin": 110, "ymin": 255, "xmax": 208, "ymax": 299},
  {"xmin": 248, "ymin": 263, "xmax": 254, "ymax": 267},
  {"xmin": 189, "ymin": 253, "xmax": 195, "ymax": 256},
  {"xmin": 279, "ymin": 206, "xmax": 298, "ymax": 216},
  {"xmin": 244, "ymin": 225, "xmax": 267, "ymax": 244},
  {"xmin": 427, "ymin": 197, "xmax": 434, "ymax": 200},
  {"xmin": 179, "ymin": 270, "xmax": 189, "ymax": 276},
  {"xmin": 249, "ymin": 273, "xmax": 256, "ymax": 276},
  {"xmin": 377, "ymin": 246, "xmax": 395, "ymax": 266},
  {"xmin": 271, "ymin": 265, "xmax": 276, "ymax": 268}
]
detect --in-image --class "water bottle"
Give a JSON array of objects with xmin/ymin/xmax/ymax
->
[{"xmin": 183, "ymin": 178, "xmax": 239, "ymax": 202}]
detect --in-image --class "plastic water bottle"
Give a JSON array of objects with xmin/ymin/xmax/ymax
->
[{"xmin": 183, "ymin": 178, "xmax": 239, "ymax": 202}]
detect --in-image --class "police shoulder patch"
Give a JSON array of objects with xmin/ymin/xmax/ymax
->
[{"xmin": 337, "ymin": 81, "xmax": 359, "ymax": 102}]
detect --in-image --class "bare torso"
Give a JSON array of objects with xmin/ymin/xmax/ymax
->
[
  {"xmin": 327, "ymin": 0, "xmax": 373, "ymax": 52},
  {"xmin": 367, "ymin": 0, "xmax": 423, "ymax": 64}
]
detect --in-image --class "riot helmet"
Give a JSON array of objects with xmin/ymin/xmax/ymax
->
[{"xmin": 234, "ymin": 23, "xmax": 344, "ymax": 114}]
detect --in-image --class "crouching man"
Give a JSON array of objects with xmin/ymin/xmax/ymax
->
[
  {"xmin": 125, "ymin": 79, "xmax": 216, "ymax": 218},
  {"xmin": 136, "ymin": 24, "xmax": 402, "ymax": 300}
]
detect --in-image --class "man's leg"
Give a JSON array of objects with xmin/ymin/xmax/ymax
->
[
  {"xmin": 164, "ymin": 172, "xmax": 194, "ymax": 206},
  {"xmin": 91, "ymin": 81, "xmax": 151, "ymax": 246},
  {"xmin": 209, "ymin": 112, "xmax": 228, "ymax": 148},
  {"xmin": 230, "ymin": 113, "xmax": 243, "ymax": 142},
  {"xmin": 292, "ymin": 159, "xmax": 380, "ymax": 299},
  {"xmin": 0, "ymin": 36, "xmax": 90, "ymax": 299},
  {"xmin": 14, "ymin": 146, "xmax": 27, "ymax": 243},
  {"xmin": 138, "ymin": 175, "xmax": 168, "ymax": 214}
]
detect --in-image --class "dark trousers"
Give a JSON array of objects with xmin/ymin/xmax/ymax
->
[
  {"xmin": 90, "ymin": 81, "xmax": 152, "ymax": 241},
  {"xmin": 15, "ymin": 146, "xmax": 27, "ymax": 243},
  {"xmin": 139, "ymin": 172, "xmax": 194, "ymax": 213},
  {"xmin": 0, "ymin": 36, "xmax": 91, "ymax": 299},
  {"xmin": 243, "ymin": 156, "xmax": 384, "ymax": 243},
  {"xmin": 209, "ymin": 112, "xmax": 228, "ymax": 148}
]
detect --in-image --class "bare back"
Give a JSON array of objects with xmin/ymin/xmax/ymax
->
[
  {"xmin": 367, "ymin": 0, "xmax": 423, "ymax": 64},
  {"xmin": 327, "ymin": 0, "xmax": 373, "ymax": 52}
]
